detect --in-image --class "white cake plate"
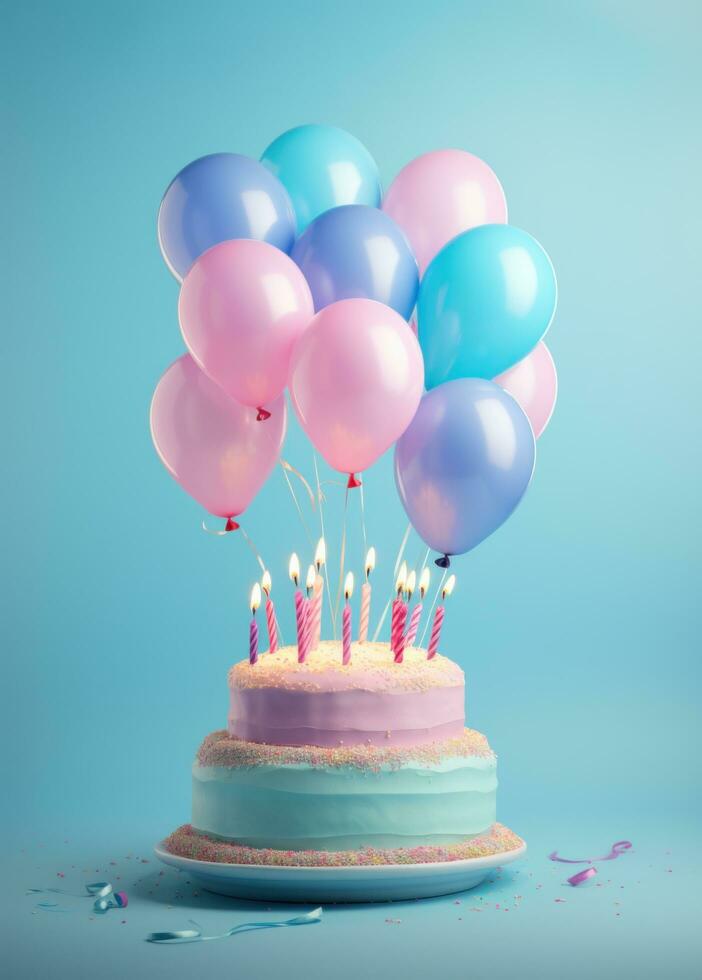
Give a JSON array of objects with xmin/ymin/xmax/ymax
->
[{"xmin": 154, "ymin": 840, "xmax": 526, "ymax": 903}]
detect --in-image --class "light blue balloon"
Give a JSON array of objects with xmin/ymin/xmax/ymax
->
[
  {"xmin": 394, "ymin": 378, "xmax": 535, "ymax": 562},
  {"xmin": 158, "ymin": 153, "xmax": 296, "ymax": 281},
  {"xmin": 261, "ymin": 125, "xmax": 382, "ymax": 234},
  {"xmin": 417, "ymin": 224, "xmax": 557, "ymax": 385},
  {"xmin": 291, "ymin": 205, "xmax": 418, "ymax": 318}
]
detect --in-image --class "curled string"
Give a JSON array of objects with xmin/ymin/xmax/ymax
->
[
  {"xmin": 372, "ymin": 522, "xmax": 411, "ymax": 642},
  {"xmin": 332, "ymin": 488, "xmax": 350, "ymax": 640},
  {"xmin": 314, "ymin": 454, "xmax": 336, "ymax": 637},
  {"xmin": 419, "ymin": 567, "xmax": 448, "ymax": 647},
  {"xmin": 201, "ymin": 520, "xmax": 266, "ymax": 575},
  {"xmin": 147, "ymin": 906, "xmax": 322, "ymax": 944},
  {"xmin": 279, "ymin": 459, "xmax": 315, "ymax": 546}
]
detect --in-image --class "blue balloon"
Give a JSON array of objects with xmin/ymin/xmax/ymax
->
[
  {"xmin": 394, "ymin": 378, "xmax": 535, "ymax": 561},
  {"xmin": 417, "ymin": 224, "xmax": 557, "ymax": 385},
  {"xmin": 158, "ymin": 153, "xmax": 296, "ymax": 281},
  {"xmin": 291, "ymin": 205, "xmax": 419, "ymax": 318},
  {"xmin": 261, "ymin": 125, "xmax": 382, "ymax": 234}
]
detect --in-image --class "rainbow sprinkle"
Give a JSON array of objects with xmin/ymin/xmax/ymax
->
[
  {"xmin": 197, "ymin": 727, "xmax": 495, "ymax": 771},
  {"xmin": 229, "ymin": 641, "xmax": 464, "ymax": 693},
  {"xmin": 164, "ymin": 823, "xmax": 524, "ymax": 867}
]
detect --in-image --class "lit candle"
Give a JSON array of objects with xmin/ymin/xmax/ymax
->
[
  {"xmin": 391, "ymin": 561, "xmax": 408, "ymax": 662},
  {"xmin": 310, "ymin": 537, "xmax": 326, "ymax": 650},
  {"xmin": 394, "ymin": 570, "xmax": 415, "ymax": 663},
  {"xmin": 301, "ymin": 564, "xmax": 316, "ymax": 661},
  {"xmin": 342, "ymin": 572, "xmax": 354, "ymax": 665},
  {"xmin": 358, "ymin": 546, "xmax": 375, "ymax": 644},
  {"xmin": 260, "ymin": 570, "xmax": 278, "ymax": 654},
  {"xmin": 289, "ymin": 553, "xmax": 307, "ymax": 664},
  {"xmin": 404, "ymin": 567, "xmax": 430, "ymax": 648},
  {"xmin": 427, "ymin": 574, "xmax": 456, "ymax": 660},
  {"xmin": 249, "ymin": 583, "xmax": 261, "ymax": 665}
]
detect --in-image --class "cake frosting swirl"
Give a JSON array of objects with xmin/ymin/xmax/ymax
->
[{"xmin": 227, "ymin": 640, "xmax": 465, "ymax": 748}]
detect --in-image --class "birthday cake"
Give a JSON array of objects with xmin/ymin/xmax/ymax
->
[{"xmin": 164, "ymin": 641, "xmax": 523, "ymax": 864}]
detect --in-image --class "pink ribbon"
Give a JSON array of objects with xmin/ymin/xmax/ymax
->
[
  {"xmin": 548, "ymin": 840, "xmax": 632, "ymax": 864},
  {"xmin": 549, "ymin": 840, "xmax": 632, "ymax": 887}
]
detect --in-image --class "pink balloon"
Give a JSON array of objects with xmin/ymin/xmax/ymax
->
[
  {"xmin": 178, "ymin": 239, "xmax": 314, "ymax": 414},
  {"xmin": 150, "ymin": 354, "xmax": 286, "ymax": 518},
  {"xmin": 382, "ymin": 149, "xmax": 507, "ymax": 276},
  {"xmin": 494, "ymin": 341, "xmax": 557, "ymax": 439},
  {"xmin": 289, "ymin": 299, "xmax": 424, "ymax": 481}
]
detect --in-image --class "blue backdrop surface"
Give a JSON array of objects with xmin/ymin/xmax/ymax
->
[{"xmin": 2, "ymin": 1, "xmax": 700, "ymax": 977}]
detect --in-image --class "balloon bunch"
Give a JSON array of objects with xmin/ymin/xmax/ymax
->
[{"xmin": 150, "ymin": 125, "xmax": 558, "ymax": 562}]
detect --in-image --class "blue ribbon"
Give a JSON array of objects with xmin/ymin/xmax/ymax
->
[
  {"xmin": 146, "ymin": 906, "xmax": 322, "ymax": 944},
  {"xmin": 28, "ymin": 882, "xmax": 128, "ymax": 915}
]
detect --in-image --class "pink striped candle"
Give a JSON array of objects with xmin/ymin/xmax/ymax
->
[
  {"xmin": 294, "ymin": 590, "xmax": 308, "ymax": 663},
  {"xmin": 393, "ymin": 603, "xmax": 408, "ymax": 663},
  {"xmin": 427, "ymin": 574, "xmax": 455, "ymax": 660},
  {"xmin": 310, "ymin": 538, "xmax": 326, "ymax": 649},
  {"xmin": 310, "ymin": 575, "xmax": 323, "ymax": 650},
  {"xmin": 342, "ymin": 572, "xmax": 354, "ymax": 665},
  {"xmin": 249, "ymin": 583, "xmax": 261, "ymax": 665},
  {"xmin": 426, "ymin": 605, "xmax": 444, "ymax": 660},
  {"xmin": 261, "ymin": 571, "xmax": 277, "ymax": 654},
  {"xmin": 404, "ymin": 567, "xmax": 430, "ymax": 648},
  {"xmin": 404, "ymin": 602, "xmax": 423, "ymax": 648},
  {"xmin": 289, "ymin": 554, "xmax": 308, "ymax": 663},
  {"xmin": 358, "ymin": 547, "xmax": 375, "ymax": 644}
]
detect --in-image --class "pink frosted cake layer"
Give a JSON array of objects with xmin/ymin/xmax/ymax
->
[
  {"xmin": 228, "ymin": 641, "xmax": 465, "ymax": 748},
  {"xmin": 164, "ymin": 822, "xmax": 523, "ymax": 867}
]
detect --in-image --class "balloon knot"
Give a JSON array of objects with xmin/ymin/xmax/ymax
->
[
  {"xmin": 256, "ymin": 407, "xmax": 271, "ymax": 422},
  {"xmin": 347, "ymin": 473, "xmax": 362, "ymax": 489},
  {"xmin": 435, "ymin": 554, "xmax": 451, "ymax": 569},
  {"xmin": 224, "ymin": 517, "xmax": 240, "ymax": 532}
]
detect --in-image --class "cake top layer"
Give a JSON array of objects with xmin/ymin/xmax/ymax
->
[
  {"xmin": 197, "ymin": 727, "xmax": 494, "ymax": 771},
  {"xmin": 229, "ymin": 640, "xmax": 463, "ymax": 693}
]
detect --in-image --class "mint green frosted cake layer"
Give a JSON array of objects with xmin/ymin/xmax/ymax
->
[{"xmin": 192, "ymin": 756, "xmax": 497, "ymax": 851}]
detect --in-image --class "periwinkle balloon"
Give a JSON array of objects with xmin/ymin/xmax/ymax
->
[
  {"xmin": 291, "ymin": 205, "xmax": 419, "ymax": 319},
  {"xmin": 394, "ymin": 378, "xmax": 535, "ymax": 559},
  {"xmin": 150, "ymin": 355, "xmax": 286, "ymax": 519},
  {"xmin": 261, "ymin": 125, "xmax": 382, "ymax": 234},
  {"xmin": 158, "ymin": 153, "xmax": 296, "ymax": 281},
  {"xmin": 418, "ymin": 224, "xmax": 557, "ymax": 385}
]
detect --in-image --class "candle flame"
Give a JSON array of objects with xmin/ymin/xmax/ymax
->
[
  {"xmin": 405, "ymin": 570, "xmax": 416, "ymax": 598},
  {"xmin": 250, "ymin": 582, "xmax": 262, "ymax": 613},
  {"xmin": 419, "ymin": 567, "xmax": 430, "ymax": 597},
  {"xmin": 443, "ymin": 574, "xmax": 456, "ymax": 600},
  {"xmin": 261, "ymin": 569, "xmax": 272, "ymax": 596},
  {"xmin": 314, "ymin": 537, "xmax": 326, "ymax": 570},
  {"xmin": 288, "ymin": 553, "xmax": 300, "ymax": 586},
  {"xmin": 344, "ymin": 571, "xmax": 354, "ymax": 600},
  {"xmin": 396, "ymin": 560, "xmax": 408, "ymax": 594},
  {"xmin": 365, "ymin": 546, "xmax": 376, "ymax": 579},
  {"xmin": 305, "ymin": 564, "xmax": 316, "ymax": 593}
]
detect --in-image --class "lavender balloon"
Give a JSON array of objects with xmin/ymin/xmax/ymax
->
[
  {"xmin": 394, "ymin": 379, "xmax": 535, "ymax": 563},
  {"xmin": 291, "ymin": 205, "xmax": 419, "ymax": 319}
]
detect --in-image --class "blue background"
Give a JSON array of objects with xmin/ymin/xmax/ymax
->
[{"xmin": 2, "ymin": 1, "xmax": 700, "ymax": 977}]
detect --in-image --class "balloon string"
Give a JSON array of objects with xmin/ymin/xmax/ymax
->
[
  {"xmin": 372, "ymin": 522, "xmax": 411, "ymax": 642},
  {"xmin": 333, "ymin": 488, "xmax": 350, "ymax": 641},
  {"xmin": 359, "ymin": 484, "xmax": 368, "ymax": 563},
  {"xmin": 420, "ymin": 568, "xmax": 448, "ymax": 647},
  {"xmin": 313, "ymin": 454, "xmax": 336, "ymax": 638},
  {"xmin": 279, "ymin": 459, "xmax": 315, "ymax": 546}
]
